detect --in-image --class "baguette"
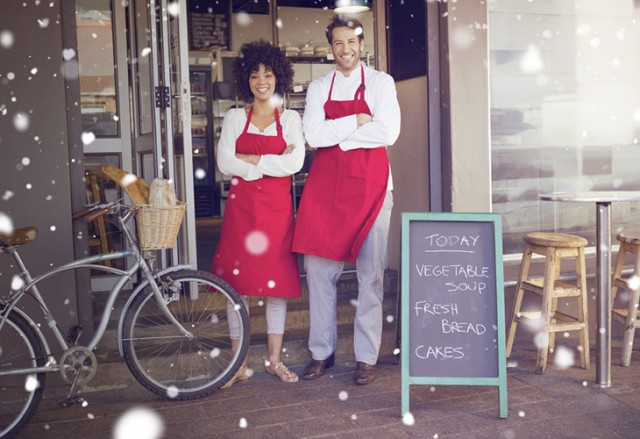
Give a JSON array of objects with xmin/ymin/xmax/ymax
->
[{"xmin": 101, "ymin": 165, "xmax": 150, "ymax": 206}]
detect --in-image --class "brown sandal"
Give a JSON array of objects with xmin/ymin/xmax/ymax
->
[
  {"xmin": 266, "ymin": 360, "xmax": 299, "ymax": 383},
  {"xmin": 222, "ymin": 363, "xmax": 251, "ymax": 389}
]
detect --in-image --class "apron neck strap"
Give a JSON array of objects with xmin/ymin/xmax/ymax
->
[
  {"xmin": 242, "ymin": 105, "xmax": 254, "ymax": 133},
  {"xmin": 274, "ymin": 106, "xmax": 282, "ymax": 135}
]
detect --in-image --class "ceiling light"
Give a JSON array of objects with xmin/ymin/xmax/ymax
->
[{"xmin": 334, "ymin": 0, "xmax": 370, "ymax": 14}]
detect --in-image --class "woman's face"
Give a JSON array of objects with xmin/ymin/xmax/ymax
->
[{"xmin": 249, "ymin": 64, "xmax": 277, "ymax": 102}]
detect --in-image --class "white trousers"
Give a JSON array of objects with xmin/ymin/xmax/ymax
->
[
  {"xmin": 305, "ymin": 191, "xmax": 393, "ymax": 365},
  {"xmin": 228, "ymin": 296, "xmax": 288, "ymax": 339}
]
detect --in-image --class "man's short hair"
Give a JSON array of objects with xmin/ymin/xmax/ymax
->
[{"xmin": 325, "ymin": 15, "xmax": 365, "ymax": 44}]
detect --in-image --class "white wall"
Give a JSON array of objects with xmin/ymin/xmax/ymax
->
[{"xmin": 447, "ymin": 1, "xmax": 492, "ymax": 212}]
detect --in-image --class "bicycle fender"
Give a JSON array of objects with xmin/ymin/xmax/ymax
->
[{"xmin": 116, "ymin": 264, "xmax": 193, "ymax": 357}]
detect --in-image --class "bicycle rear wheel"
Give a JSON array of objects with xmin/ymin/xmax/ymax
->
[
  {"xmin": 121, "ymin": 269, "xmax": 250, "ymax": 400},
  {"xmin": 0, "ymin": 307, "xmax": 47, "ymax": 438}
]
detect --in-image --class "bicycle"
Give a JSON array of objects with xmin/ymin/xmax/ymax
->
[{"xmin": 0, "ymin": 199, "xmax": 250, "ymax": 438}]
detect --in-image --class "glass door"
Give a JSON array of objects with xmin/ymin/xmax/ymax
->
[
  {"xmin": 131, "ymin": 0, "xmax": 197, "ymax": 267},
  {"xmin": 76, "ymin": 0, "xmax": 134, "ymax": 292}
]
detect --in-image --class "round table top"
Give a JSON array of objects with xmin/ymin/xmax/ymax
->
[{"xmin": 539, "ymin": 191, "xmax": 640, "ymax": 202}]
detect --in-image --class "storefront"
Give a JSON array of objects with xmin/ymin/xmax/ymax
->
[{"xmin": 3, "ymin": 0, "xmax": 638, "ymax": 343}]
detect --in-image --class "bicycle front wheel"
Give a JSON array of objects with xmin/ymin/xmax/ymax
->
[
  {"xmin": 121, "ymin": 269, "xmax": 250, "ymax": 400},
  {"xmin": 0, "ymin": 307, "xmax": 47, "ymax": 439}
]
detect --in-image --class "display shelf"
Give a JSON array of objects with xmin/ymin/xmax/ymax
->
[{"xmin": 189, "ymin": 66, "xmax": 220, "ymax": 217}]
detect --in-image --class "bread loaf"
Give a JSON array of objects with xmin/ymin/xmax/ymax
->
[
  {"xmin": 149, "ymin": 178, "xmax": 177, "ymax": 207},
  {"xmin": 101, "ymin": 165, "xmax": 150, "ymax": 206}
]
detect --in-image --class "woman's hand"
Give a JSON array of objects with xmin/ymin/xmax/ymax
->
[
  {"xmin": 356, "ymin": 113, "xmax": 372, "ymax": 127},
  {"xmin": 236, "ymin": 153, "xmax": 261, "ymax": 165},
  {"xmin": 281, "ymin": 144, "xmax": 296, "ymax": 155}
]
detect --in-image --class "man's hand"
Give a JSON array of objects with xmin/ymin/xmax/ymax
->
[
  {"xmin": 236, "ymin": 153, "xmax": 260, "ymax": 165},
  {"xmin": 282, "ymin": 144, "xmax": 296, "ymax": 155},
  {"xmin": 356, "ymin": 113, "xmax": 372, "ymax": 127}
]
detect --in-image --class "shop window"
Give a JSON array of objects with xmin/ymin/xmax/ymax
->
[
  {"xmin": 76, "ymin": 0, "xmax": 119, "ymax": 137},
  {"xmin": 489, "ymin": 2, "xmax": 640, "ymax": 254},
  {"xmin": 83, "ymin": 154, "xmax": 125, "ymax": 273}
]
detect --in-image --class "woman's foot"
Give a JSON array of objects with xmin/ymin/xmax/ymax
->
[
  {"xmin": 265, "ymin": 360, "xmax": 299, "ymax": 383},
  {"xmin": 222, "ymin": 363, "xmax": 251, "ymax": 389}
]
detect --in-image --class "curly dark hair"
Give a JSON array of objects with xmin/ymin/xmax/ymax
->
[
  {"xmin": 325, "ymin": 15, "xmax": 365, "ymax": 44},
  {"xmin": 232, "ymin": 40, "xmax": 294, "ymax": 103}
]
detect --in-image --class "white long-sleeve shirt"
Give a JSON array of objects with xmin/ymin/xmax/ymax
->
[
  {"xmin": 302, "ymin": 64, "xmax": 400, "ymax": 190},
  {"xmin": 216, "ymin": 108, "xmax": 305, "ymax": 181}
]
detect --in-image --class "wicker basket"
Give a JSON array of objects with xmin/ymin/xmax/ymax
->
[{"xmin": 136, "ymin": 202, "xmax": 186, "ymax": 250}]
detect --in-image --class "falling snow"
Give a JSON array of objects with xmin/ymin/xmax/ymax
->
[
  {"xmin": 113, "ymin": 407, "xmax": 165, "ymax": 439},
  {"xmin": 402, "ymin": 412, "xmax": 415, "ymax": 426},
  {"xmin": 24, "ymin": 374, "xmax": 39, "ymax": 392},
  {"xmin": 554, "ymin": 346, "xmax": 575, "ymax": 369}
]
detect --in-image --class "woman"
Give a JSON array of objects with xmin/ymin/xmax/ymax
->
[{"xmin": 212, "ymin": 40, "xmax": 305, "ymax": 385}]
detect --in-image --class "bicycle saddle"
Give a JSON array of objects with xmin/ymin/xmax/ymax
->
[{"xmin": 0, "ymin": 226, "xmax": 38, "ymax": 247}]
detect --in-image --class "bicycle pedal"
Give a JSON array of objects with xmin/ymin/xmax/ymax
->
[{"xmin": 59, "ymin": 397, "xmax": 85, "ymax": 408}]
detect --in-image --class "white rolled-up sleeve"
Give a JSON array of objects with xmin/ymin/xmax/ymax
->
[
  {"xmin": 302, "ymin": 80, "xmax": 358, "ymax": 148},
  {"xmin": 216, "ymin": 108, "xmax": 305, "ymax": 180},
  {"xmin": 339, "ymin": 73, "xmax": 401, "ymax": 151},
  {"xmin": 216, "ymin": 109, "xmax": 263, "ymax": 181}
]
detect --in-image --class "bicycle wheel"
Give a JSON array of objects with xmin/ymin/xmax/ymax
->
[
  {"xmin": 121, "ymin": 269, "xmax": 250, "ymax": 400},
  {"xmin": 0, "ymin": 307, "xmax": 47, "ymax": 438}
]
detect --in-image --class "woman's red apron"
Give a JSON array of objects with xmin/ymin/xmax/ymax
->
[
  {"xmin": 212, "ymin": 107, "xmax": 301, "ymax": 298},
  {"xmin": 293, "ymin": 66, "xmax": 389, "ymax": 262}
]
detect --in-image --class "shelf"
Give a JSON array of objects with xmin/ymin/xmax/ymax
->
[{"xmin": 286, "ymin": 55, "xmax": 333, "ymax": 63}]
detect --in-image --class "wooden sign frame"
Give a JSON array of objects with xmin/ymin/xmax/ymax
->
[{"xmin": 401, "ymin": 212, "xmax": 508, "ymax": 418}]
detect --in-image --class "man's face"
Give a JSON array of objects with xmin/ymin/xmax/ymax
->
[{"xmin": 330, "ymin": 25, "xmax": 364, "ymax": 76}]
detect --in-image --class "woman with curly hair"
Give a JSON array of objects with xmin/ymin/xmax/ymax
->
[{"xmin": 212, "ymin": 40, "xmax": 304, "ymax": 385}]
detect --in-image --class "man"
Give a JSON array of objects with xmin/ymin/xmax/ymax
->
[{"xmin": 292, "ymin": 14, "xmax": 401, "ymax": 385}]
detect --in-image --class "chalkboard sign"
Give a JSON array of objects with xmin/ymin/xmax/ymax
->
[{"xmin": 401, "ymin": 212, "xmax": 508, "ymax": 418}]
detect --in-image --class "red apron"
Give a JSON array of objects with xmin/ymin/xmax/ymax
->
[
  {"xmin": 293, "ymin": 66, "xmax": 389, "ymax": 262},
  {"xmin": 212, "ymin": 107, "xmax": 301, "ymax": 298}
]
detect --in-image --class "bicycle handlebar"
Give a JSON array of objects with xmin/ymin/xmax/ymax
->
[{"xmin": 73, "ymin": 200, "xmax": 132, "ymax": 223}]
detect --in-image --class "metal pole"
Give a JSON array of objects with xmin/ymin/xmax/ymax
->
[{"xmin": 595, "ymin": 202, "xmax": 612, "ymax": 387}]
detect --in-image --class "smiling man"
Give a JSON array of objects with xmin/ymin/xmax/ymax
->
[{"xmin": 293, "ymin": 15, "xmax": 401, "ymax": 385}]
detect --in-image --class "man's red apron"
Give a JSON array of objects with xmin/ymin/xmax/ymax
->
[
  {"xmin": 212, "ymin": 107, "xmax": 301, "ymax": 297},
  {"xmin": 293, "ymin": 66, "xmax": 389, "ymax": 262}
]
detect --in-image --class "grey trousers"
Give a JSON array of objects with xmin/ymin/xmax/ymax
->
[{"xmin": 304, "ymin": 191, "xmax": 393, "ymax": 365}]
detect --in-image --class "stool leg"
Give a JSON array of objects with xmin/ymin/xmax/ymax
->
[
  {"xmin": 548, "ymin": 261, "xmax": 561, "ymax": 355},
  {"xmin": 611, "ymin": 242, "xmax": 628, "ymax": 308},
  {"xmin": 577, "ymin": 246, "xmax": 590, "ymax": 369},
  {"xmin": 536, "ymin": 248, "xmax": 557, "ymax": 374},
  {"xmin": 621, "ymin": 251, "xmax": 640, "ymax": 367},
  {"xmin": 507, "ymin": 245, "xmax": 533, "ymax": 356}
]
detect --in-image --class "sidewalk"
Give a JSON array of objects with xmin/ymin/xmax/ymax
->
[{"xmin": 18, "ymin": 340, "xmax": 640, "ymax": 439}]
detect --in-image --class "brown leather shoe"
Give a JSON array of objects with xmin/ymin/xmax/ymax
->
[
  {"xmin": 353, "ymin": 361, "xmax": 376, "ymax": 385},
  {"xmin": 302, "ymin": 353, "xmax": 335, "ymax": 380}
]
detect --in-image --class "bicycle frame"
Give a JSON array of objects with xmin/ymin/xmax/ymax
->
[{"xmin": 0, "ymin": 207, "xmax": 194, "ymax": 377}]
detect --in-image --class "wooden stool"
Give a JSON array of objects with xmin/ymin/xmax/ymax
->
[
  {"xmin": 506, "ymin": 232, "xmax": 590, "ymax": 374},
  {"xmin": 611, "ymin": 233, "xmax": 640, "ymax": 366}
]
